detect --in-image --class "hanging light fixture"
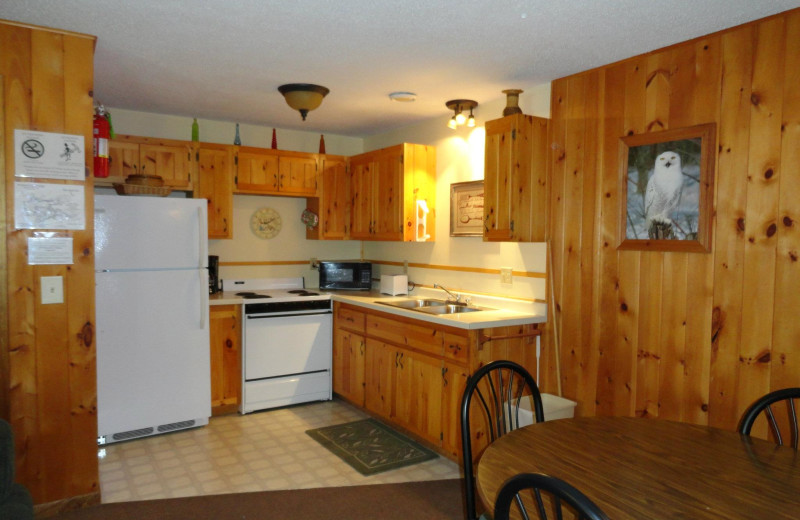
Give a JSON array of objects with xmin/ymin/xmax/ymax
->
[
  {"xmin": 445, "ymin": 99, "xmax": 478, "ymax": 129},
  {"xmin": 278, "ymin": 83, "xmax": 330, "ymax": 121}
]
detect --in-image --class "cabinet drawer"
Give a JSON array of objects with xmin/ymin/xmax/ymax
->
[
  {"xmin": 443, "ymin": 332, "xmax": 468, "ymax": 364},
  {"xmin": 336, "ymin": 304, "xmax": 365, "ymax": 333},
  {"xmin": 366, "ymin": 314, "xmax": 442, "ymax": 357}
]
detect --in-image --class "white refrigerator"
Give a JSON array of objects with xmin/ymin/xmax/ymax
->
[{"xmin": 95, "ymin": 194, "xmax": 211, "ymax": 444}]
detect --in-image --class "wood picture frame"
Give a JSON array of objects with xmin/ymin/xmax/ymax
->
[
  {"xmin": 618, "ymin": 123, "xmax": 716, "ymax": 252},
  {"xmin": 450, "ymin": 180, "xmax": 484, "ymax": 237}
]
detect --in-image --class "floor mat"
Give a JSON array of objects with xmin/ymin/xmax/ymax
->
[{"xmin": 306, "ymin": 418, "xmax": 438, "ymax": 476}]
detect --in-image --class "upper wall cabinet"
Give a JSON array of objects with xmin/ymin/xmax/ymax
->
[
  {"xmin": 349, "ymin": 143, "xmax": 436, "ymax": 242},
  {"xmin": 106, "ymin": 135, "xmax": 193, "ymax": 190},
  {"xmin": 194, "ymin": 143, "xmax": 234, "ymax": 239},
  {"xmin": 306, "ymin": 154, "xmax": 349, "ymax": 240},
  {"xmin": 235, "ymin": 147, "xmax": 318, "ymax": 196},
  {"xmin": 483, "ymin": 114, "xmax": 548, "ymax": 242}
]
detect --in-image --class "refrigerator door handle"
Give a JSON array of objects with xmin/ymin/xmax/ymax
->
[
  {"xmin": 200, "ymin": 269, "xmax": 208, "ymax": 329},
  {"xmin": 197, "ymin": 207, "xmax": 205, "ymax": 269}
]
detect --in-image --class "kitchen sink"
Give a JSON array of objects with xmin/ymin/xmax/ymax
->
[
  {"xmin": 379, "ymin": 298, "xmax": 447, "ymax": 309},
  {"xmin": 377, "ymin": 298, "xmax": 488, "ymax": 315}
]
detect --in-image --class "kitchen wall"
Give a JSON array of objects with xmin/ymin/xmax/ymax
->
[
  {"xmin": 545, "ymin": 8, "xmax": 800, "ymax": 432},
  {"xmin": 363, "ymin": 85, "xmax": 550, "ymax": 309},
  {"xmin": 106, "ymin": 109, "xmax": 364, "ymax": 285},
  {"xmin": 109, "ymin": 86, "xmax": 552, "ymax": 310}
]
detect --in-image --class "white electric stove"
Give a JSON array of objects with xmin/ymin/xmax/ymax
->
[{"xmin": 222, "ymin": 278, "xmax": 333, "ymax": 414}]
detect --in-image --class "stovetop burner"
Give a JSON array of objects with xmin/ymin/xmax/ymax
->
[
  {"xmin": 236, "ymin": 292, "xmax": 272, "ymax": 299},
  {"xmin": 288, "ymin": 290, "xmax": 319, "ymax": 296}
]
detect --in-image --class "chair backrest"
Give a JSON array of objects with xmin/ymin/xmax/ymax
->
[
  {"xmin": 460, "ymin": 360, "xmax": 544, "ymax": 520},
  {"xmin": 493, "ymin": 472, "xmax": 610, "ymax": 520},
  {"xmin": 738, "ymin": 387, "xmax": 800, "ymax": 449}
]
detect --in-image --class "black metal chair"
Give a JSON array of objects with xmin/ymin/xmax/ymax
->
[
  {"xmin": 461, "ymin": 360, "xmax": 544, "ymax": 520},
  {"xmin": 493, "ymin": 473, "xmax": 609, "ymax": 520},
  {"xmin": 738, "ymin": 387, "xmax": 800, "ymax": 449}
]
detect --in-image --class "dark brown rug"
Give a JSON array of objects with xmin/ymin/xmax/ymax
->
[{"xmin": 49, "ymin": 479, "xmax": 466, "ymax": 520}]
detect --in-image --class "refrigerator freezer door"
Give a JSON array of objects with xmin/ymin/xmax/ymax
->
[
  {"xmin": 95, "ymin": 195, "xmax": 208, "ymax": 271},
  {"xmin": 96, "ymin": 269, "xmax": 211, "ymax": 438}
]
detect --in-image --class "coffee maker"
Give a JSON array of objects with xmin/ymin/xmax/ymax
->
[{"xmin": 208, "ymin": 255, "xmax": 220, "ymax": 294}]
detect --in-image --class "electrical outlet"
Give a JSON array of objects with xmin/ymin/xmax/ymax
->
[
  {"xmin": 310, "ymin": 257, "xmax": 318, "ymax": 268},
  {"xmin": 500, "ymin": 267, "xmax": 513, "ymax": 285},
  {"xmin": 403, "ymin": 259, "xmax": 408, "ymax": 274}
]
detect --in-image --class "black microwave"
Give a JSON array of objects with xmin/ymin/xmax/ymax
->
[{"xmin": 318, "ymin": 261, "xmax": 372, "ymax": 291}]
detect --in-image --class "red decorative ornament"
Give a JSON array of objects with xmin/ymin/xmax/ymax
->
[
  {"xmin": 271, "ymin": 128, "xmax": 277, "ymax": 149},
  {"xmin": 319, "ymin": 134, "xmax": 326, "ymax": 154}
]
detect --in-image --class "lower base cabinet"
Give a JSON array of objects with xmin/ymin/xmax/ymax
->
[
  {"xmin": 209, "ymin": 304, "xmax": 241, "ymax": 415},
  {"xmin": 333, "ymin": 301, "xmax": 542, "ymax": 462}
]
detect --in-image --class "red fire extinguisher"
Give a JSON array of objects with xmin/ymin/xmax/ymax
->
[{"xmin": 93, "ymin": 105, "xmax": 110, "ymax": 178}]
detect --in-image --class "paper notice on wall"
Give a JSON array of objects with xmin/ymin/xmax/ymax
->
[
  {"xmin": 14, "ymin": 129, "xmax": 86, "ymax": 181},
  {"xmin": 14, "ymin": 182, "xmax": 85, "ymax": 230},
  {"xmin": 28, "ymin": 237, "xmax": 74, "ymax": 265}
]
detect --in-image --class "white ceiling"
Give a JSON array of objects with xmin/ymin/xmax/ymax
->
[{"xmin": 2, "ymin": 1, "xmax": 799, "ymax": 138}]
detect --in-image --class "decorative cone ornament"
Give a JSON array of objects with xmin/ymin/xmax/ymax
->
[
  {"xmin": 319, "ymin": 134, "xmax": 326, "ymax": 154},
  {"xmin": 271, "ymin": 128, "xmax": 277, "ymax": 149}
]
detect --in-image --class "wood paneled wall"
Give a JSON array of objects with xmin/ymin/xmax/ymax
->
[
  {"xmin": 544, "ymin": 9, "xmax": 800, "ymax": 435},
  {"xmin": 1, "ymin": 20, "xmax": 98, "ymax": 505}
]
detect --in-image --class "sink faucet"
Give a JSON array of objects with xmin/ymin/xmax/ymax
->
[{"xmin": 434, "ymin": 283, "xmax": 461, "ymax": 303}]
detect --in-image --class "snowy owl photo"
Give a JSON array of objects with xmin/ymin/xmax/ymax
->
[{"xmin": 624, "ymin": 136, "xmax": 703, "ymax": 241}]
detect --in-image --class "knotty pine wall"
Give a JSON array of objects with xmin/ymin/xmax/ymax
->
[
  {"xmin": 544, "ymin": 9, "xmax": 800, "ymax": 434},
  {"xmin": 1, "ymin": 20, "xmax": 99, "ymax": 506}
]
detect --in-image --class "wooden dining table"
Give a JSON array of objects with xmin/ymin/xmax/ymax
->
[{"xmin": 476, "ymin": 416, "xmax": 800, "ymax": 519}]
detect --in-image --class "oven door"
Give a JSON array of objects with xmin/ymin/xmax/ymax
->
[{"xmin": 244, "ymin": 311, "xmax": 332, "ymax": 381}]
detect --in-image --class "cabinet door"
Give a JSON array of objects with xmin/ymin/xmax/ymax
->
[
  {"xmin": 441, "ymin": 361, "xmax": 469, "ymax": 458},
  {"xmin": 333, "ymin": 328, "xmax": 365, "ymax": 406},
  {"xmin": 236, "ymin": 147, "xmax": 279, "ymax": 193},
  {"xmin": 140, "ymin": 143, "xmax": 193, "ymax": 189},
  {"xmin": 372, "ymin": 150, "xmax": 404, "ymax": 240},
  {"xmin": 279, "ymin": 155, "xmax": 318, "ymax": 196},
  {"xmin": 195, "ymin": 144, "xmax": 234, "ymax": 239},
  {"xmin": 364, "ymin": 339, "xmax": 393, "ymax": 419},
  {"xmin": 393, "ymin": 347, "xmax": 443, "ymax": 446},
  {"xmin": 209, "ymin": 304, "xmax": 241, "ymax": 415},
  {"xmin": 483, "ymin": 115, "xmax": 517, "ymax": 241},
  {"xmin": 319, "ymin": 156, "xmax": 349, "ymax": 239},
  {"xmin": 108, "ymin": 140, "xmax": 140, "ymax": 178},
  {"xmin": 349, "ymin": 155, "xmax": 374, "ymax": 240}
]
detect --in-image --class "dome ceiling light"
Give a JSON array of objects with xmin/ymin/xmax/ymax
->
[{"xmin": 278, "ymin": 83, "xmax": 330, "ymax": 121}]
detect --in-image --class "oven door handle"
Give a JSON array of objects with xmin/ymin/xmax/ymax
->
[{"xmin": 246, "ymin": 311, "xmax": 332, "ymax": 319}]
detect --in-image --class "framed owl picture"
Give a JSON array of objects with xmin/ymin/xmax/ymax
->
[{"xmin": 618, "ymin": 123, "xmax": 716, "ymax": 253}]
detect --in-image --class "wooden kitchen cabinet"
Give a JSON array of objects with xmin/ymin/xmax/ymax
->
[
  {"xmin": 209, "ymin": 304, "xmax": 241, "ymax": 415},
  {"xmin": 441, "ymin": 360, "xmax": 469, "ymax": 458},
  {"xmin": 349, "ymin": 143, "xmax": 436, "ymax": 242},
  {"xmin": 194, "ymin": 143, "xmax": 234, "ymax": 239},
  {"xmin": 106, "ymin": 134, "xmax": 193, "ymax": 189},
  {"xmin": 392, "ymin": 346, "xmax": 443, "ymax": 446},
  {"xmin": 332, "ymin": 303, "xmax": 367, "ymax": 405},
  {"xmin": 483, "ymin": 114, "xmax": 548, "ymax": 242},
  {"xmin": 235, "ymin": 146, "xmax": 318, "ymax": 196},
  {"xmin": 364, "ymin": 339, "xmax": 395, "ymax": 419},
  {"xmin": 306, "ymin": 155, "xmax": 349, "ymax": 240}
]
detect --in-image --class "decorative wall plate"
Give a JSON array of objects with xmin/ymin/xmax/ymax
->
[{"xmin": 250, "ymin": 207, "xmax": 282, "ymax": 239}]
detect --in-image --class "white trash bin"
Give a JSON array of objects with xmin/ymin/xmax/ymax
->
[{"xmin": 506, "ymin": 393, "xmax": 577, "ymax": 426}]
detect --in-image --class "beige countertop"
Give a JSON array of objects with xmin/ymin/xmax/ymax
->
[{"xmin": 211, "ymin": 287, "xmax": 546, "ymax": 330}]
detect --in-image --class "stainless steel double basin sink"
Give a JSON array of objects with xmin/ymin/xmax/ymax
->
[{"xmin": 377, "ymin": 298, "xmax": 488, "ymax": 315}]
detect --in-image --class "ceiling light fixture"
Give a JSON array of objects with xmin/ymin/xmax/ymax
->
[
  {"xmin": 445, "ymin": 99, "xmax": 477, "ymax": 130},
  {"xmin": 278, "ymin": 83, "xmax": 330, "ymax": 121}
]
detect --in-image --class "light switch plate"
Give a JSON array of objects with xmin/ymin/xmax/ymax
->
[
  {"xmin": 41, "ymin": 276, "xmax": 64, "ymax": 304},
  {"xmin": 500, "ymin": 267, "xmax": 513, "ymax": 285}
]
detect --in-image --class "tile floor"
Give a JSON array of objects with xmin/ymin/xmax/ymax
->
[{"xmin": 98, "ymin": 399, "xmax": 461, "ymax": 503}]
